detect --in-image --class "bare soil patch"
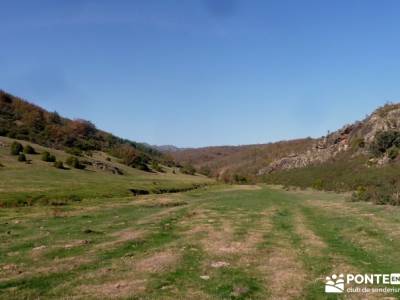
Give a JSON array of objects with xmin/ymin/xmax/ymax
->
[
  {"xmin": 201, "ymin": 220, "xmax": 263, "ymax": 255},
  {"xmin": 78, "ymin": 279, "xmax": 147, "ymax": 299},
  {"xmin": 261, "ymin": 246, "xmax": 306, "ymax": 300},
  {"xmin": 134, "ymin": 249, "xmax": 180, "ymax": 273},
  {"xmin": 111, "ymin": 228, "xmax": 144, "ymax": 242},
  {"xmin": 133, "ymin": 196, "xmax": 187, "ymax": 208},
  {"xmin": 221, "ymin": 185, "xmax": 262, "ymax": 192},
  {"xmin": 293, "ymin": 213, "xmax": 326, "ymax": 251},
  {"xmin": 93, "ymin": 228, "xmax": 145, "ymax": 251}
]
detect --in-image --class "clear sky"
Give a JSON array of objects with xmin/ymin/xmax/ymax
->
[{"xmin": 1, "ymin": 0, "xmax": 400, "ymax": 147}]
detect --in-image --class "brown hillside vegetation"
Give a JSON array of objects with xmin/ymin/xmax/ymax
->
[
  {"xmin": 169, "ymin": 102, "xmax": 400, "ymax": 205},
  {"xmin": 0, "ymin": 90, "xmax": 174, "ymax": 170},
  {"xmin": 168, "ymin": 138, "xmax": 315, "ymax": 182}
]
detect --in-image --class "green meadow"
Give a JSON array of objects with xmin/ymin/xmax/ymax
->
[
  {"xmin": 0, "ymin": 136, "xmax": 211, "ymax": 207},
  {"xmin": 2, "ymin": 177, "xmax": 400, "ymax": 299}
]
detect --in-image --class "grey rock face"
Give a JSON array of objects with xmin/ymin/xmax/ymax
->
[{"xmin": 258, "ymin": 106, "xmax": 400, "ymax": 175}]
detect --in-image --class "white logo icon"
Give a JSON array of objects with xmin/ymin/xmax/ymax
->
[
  {"xmin": 325, "ymin": 274, "xmax": 345, "ymax": 293},
  {"xmin": 391, "ymin": 273, "xmax": 400, "ymax": 285}
]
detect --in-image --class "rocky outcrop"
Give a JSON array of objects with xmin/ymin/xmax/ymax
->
[
  {"xmin": 84, "ymin": 160, "xmax": 124, "ymax": 175},
  {"xmin": 258, "ymin": 104, "xmax": 400, "ymax": 175}
]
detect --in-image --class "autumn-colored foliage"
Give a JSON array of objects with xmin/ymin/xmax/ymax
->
[{"xmin": 0, "ymin": 90, "xmax": 173, "ymax": 170}]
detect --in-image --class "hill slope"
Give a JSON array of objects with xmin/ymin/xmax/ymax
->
[
  {"xmin": 0, "ymin": 136, "xmax": 212, "ymax": 207},
  {"xmin": 169, "ymin": 103, "xmax": 400, "ymax": 204},
  {"xmin": 168, "ymin": 138, "xmax": 315, "ymax": 182},
  {"xmin": 0, "ymin": 90, "xmax": 173, "ymax": 170}
]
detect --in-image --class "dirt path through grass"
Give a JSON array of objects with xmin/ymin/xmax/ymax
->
[{"xmin": 2, "ymin": 186, "xmax": 400, "ymax": 299}]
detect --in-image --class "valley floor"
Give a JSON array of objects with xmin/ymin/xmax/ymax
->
[{"xmin": 1, "ymin": 185, "xmax": 400, "ymax": 299}]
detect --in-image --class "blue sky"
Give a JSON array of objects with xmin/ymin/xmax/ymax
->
[{"xmin": 1, "ymin": 0, "xmax": 400, "ymax": 147}]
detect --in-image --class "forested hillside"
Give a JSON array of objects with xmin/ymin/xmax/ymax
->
[
  {"xmin": 168, "ymin": 138, "xmax": 315, "ymax": 182},
  {"xmin": 0, "ymin": 90, "xmax": 173, "ymax": 170}
]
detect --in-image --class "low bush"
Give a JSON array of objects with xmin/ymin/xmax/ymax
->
[
  {"xmin": 233, "ymin": 174, "xmax": 248, "ymax": 184},
  {"xmin": 351, "ymin": 137, "xmax": 365, "ymax": 149},
  {"xmin": 351, "ymin": 186, "xmax": 370, "ymax": 202},
  {"xmin": 23, "ymin": 145, "xmax": 36, "ymax": 154},
  {"xmin": 371, "ymin": 188, "xmax": 392, "ymax": 205},
  {"xmin": 199, "ymin": 166, "xmax": 212, "ymax": 177},
  {"xmin": 65, "ymin": 147, "xmax": 83, "ymax": 156},
  {"xmin": 54, "ymin": 161, "xmax": 65, "ymax": 169},
  {"xmin": 151, "ymin": 161, "xmax": 164, "ymax": 172},
  {"xmin": 370, "ymin": 131, "xmax": 400, "ymax": 157},
  {"xmin": 10, "ymin": 141, "xmax": 23, "ymax": 155},
  {"xmin": 265, "ymin": 152, "xmax": 400, "ymax": 206},
  {"xmin": 42, "ymin": 151, "xmax": 56, "ymax": 162},
  {"xmin": 66, "ymin": 156, "xmax": 86, "ymax": 169},
  {"xmin": 388, "ymin": 147, "xmax": 399, "ymax": 160},
  {"xmin": 312, "ymin": 178, "xmax": 324, "ymax": 190},
  {"xmin": 18, "ymin": 153, "xmax": 26, "ymax": 162},
  {"xmin": 181, "ymin": 163, "xmax": 196, "ymax": 175}
]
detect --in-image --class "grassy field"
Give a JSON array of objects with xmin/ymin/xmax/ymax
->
[
  {"xmin": 0, "ymin": 136, "xmax": 212, "ymax": 207},
  {"xmin": 2, "ymin": 184, "xmax": 400, "ymax": 299}
]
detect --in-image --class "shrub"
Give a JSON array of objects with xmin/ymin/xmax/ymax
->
[
  {"xmin": 126, "ymin": 154, "xmax": 150, "ymax": 171},
  {"xmin": 199, "ymin": 166, "xmax": 212, "ymax": 176},
  {"xmin": 372, "ymin": 189, "xmax": 392, "ymax": 205},
  {"xmin": 18, "ymin": 153, "xmax": 26, "ymax": 162},
  {"xmin": 388, "ymin": 147, "xmax": 399, "ymax": 160},
  {"xmin": 370, "ymin": 131, "xmax": 400, "ymax": 156},
  {"xmin": 351, "ymin": 186, "xmax": 370, "ymax": 202},
  {"xmin": 42, "ymin": 151, "xmax": 56, "ymax": 162},
  {"xmin": 10, "ymin": 141, "xmax": 23, "ymax": 155},
  {"xmin": 181, "ymin": 163, "xmax": 196, "ymax": 175},
  {"xmin": 151, "ymin": 161, "xmax": 164, "ymax": 172},
  {"xmin": 66, "ymin": 156, "xmax": 76, "ymax": 167},
  {"xmin": 66, "ymin": 156, "xmax": 86, "ymax": 169},
  {"xmin": 67, "ymin": 194, "xmax": 82, "ymax": 202},
  {"xmin": 351, "ymin": 137, "xmax": 365, "ymax": 149},
  {"xmin": 54, "ymin": 161, "xmax": 65, "ymax": 169},
  {"xmin": 391, "ymin": 191, "xmax": 400, "ymax": 206},
  {"xmin": 233, "ymin": 174, "xmax": 248, "ymax": 184},
  {"xmin": 41, "ymin": 151, "xmax": 49, "ymax": 161},
  {"xmin": 23, "ymin": 145, "xmax": 36, "ymax": 154},
  {"xmin": 66, "ymin": 147, "xmax": 83, "ymax": 156},
  {"xmin": 136, "ymin": 163, "xmax": 150, "ymax": 172},
  {"xmin": 312, "ymin": 178, "xmax": 324, "ymax": 190}
]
